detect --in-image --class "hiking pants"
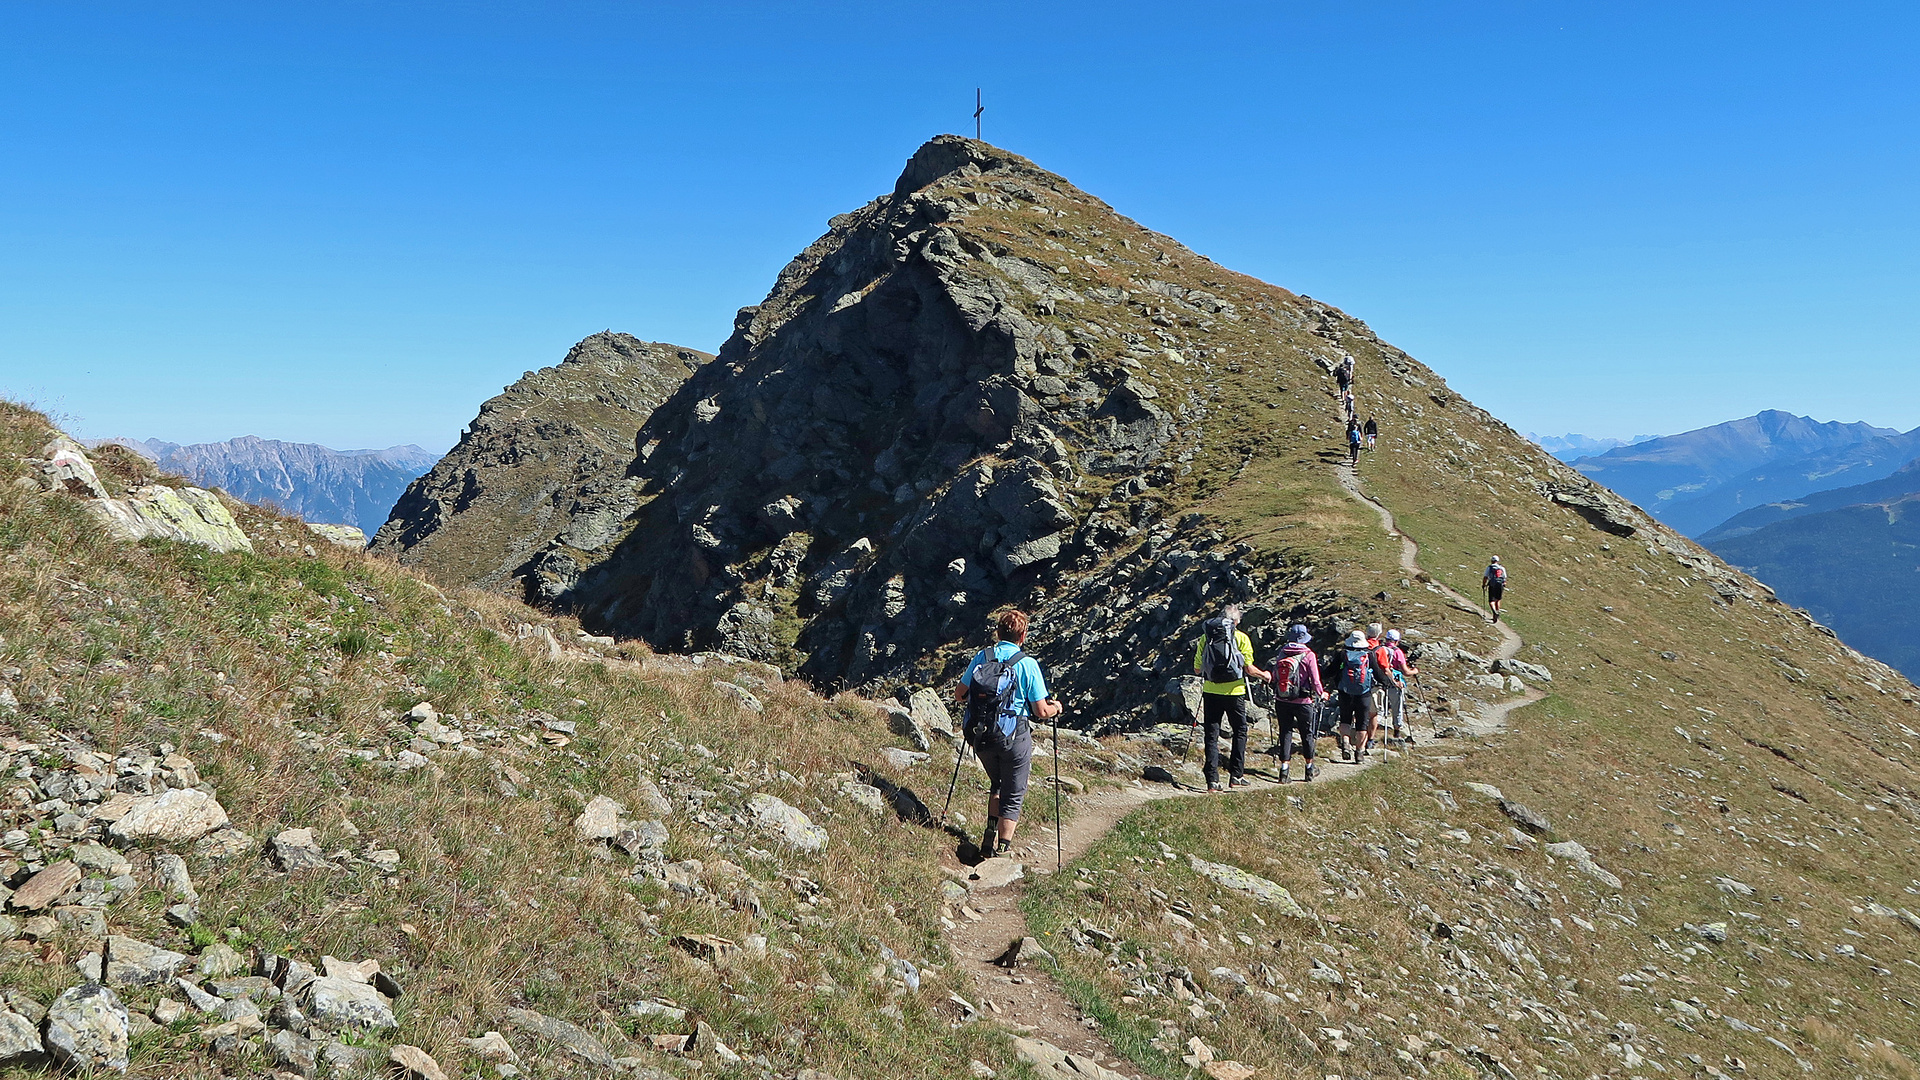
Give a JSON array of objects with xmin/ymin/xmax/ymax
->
[
  {"xmin": 976, "ymin": 726, "xmax": 1033, "ymax": 820},
  {"xmin": 1384, "ymin": 684, "xmax": 1406, "ymax": 734},
  {"xmin": 1336, "ymin": 691, "xmax": 1374, "ymax": 746},
  {"xmin": 1276, "ymin": 701, "xmax": 1316, "ymax": 762},
  {"xmin": 1201, "ymin": 692, "xmax": 1248, "ymax": 787}
]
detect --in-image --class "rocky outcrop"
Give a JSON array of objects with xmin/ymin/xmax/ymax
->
[
  {"xmin": 369, "ymin": 332, "xmax": 712, "ymax": 596},
  {"xmin": 22, "ymin": 437, "xmax": 253, "ymax": 554}
]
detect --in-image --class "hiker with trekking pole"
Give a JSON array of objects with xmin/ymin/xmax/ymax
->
[
  {"xmin": 1334, "ymin": 629, "xmax": 1395, "ymax": 764},
  {"xmin": 953, "ymin": 610, "xmax": 1059, "ymax": 860},
  {"xmin": 1193, "ymin": 604, "xmax": 1270, "ymax": 792},
  {"xmin": 1382, "ymin": 628, "xmax": 1417, "ymax": 748},
  {"xmin": 1482, "ymin": 555, "xmax": 1508, "ymax": 623},
  {"xmin": 1268, "ymin": 624, "xmax": 1326, "ymax": 783}
]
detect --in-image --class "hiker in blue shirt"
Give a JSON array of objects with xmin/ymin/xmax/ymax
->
[{"xmin": 955, "ymin": 609, "xmax": 1060, "ymax": 859}]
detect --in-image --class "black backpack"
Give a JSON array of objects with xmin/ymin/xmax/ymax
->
[
  {"xmin": 964, "ymin": 649, "xmax": 1029, "ymax": 753},
  {"xmin": 1200, "ymin": 618, "xmax": 1245, "ymax": 684}
]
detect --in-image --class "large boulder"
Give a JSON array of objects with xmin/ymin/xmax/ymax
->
[
  {"xmin": 108, "ymin": 789, "xmax": 230, "ymax": 844},
  {"xmin": 746, "ymin": 793, "xmax": 828, "ymax": 853},
  {"xmin": 45, "ymin": 982, "xmax": 130, "ymax": 1072}
]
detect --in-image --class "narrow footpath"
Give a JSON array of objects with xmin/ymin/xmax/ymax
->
[{"xmin": 935, "ymin": 464, "xmax": 1544, "ymax": 1080}]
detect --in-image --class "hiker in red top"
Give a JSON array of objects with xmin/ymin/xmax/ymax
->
[{"xmin": 1267, "ymin": 624, "xmax": 1326, "ymax": 783}]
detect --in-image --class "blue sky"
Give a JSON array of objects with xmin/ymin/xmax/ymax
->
[{"xmin": 3, "ymin": 1, "xmax": 1917, "ymax": 451}]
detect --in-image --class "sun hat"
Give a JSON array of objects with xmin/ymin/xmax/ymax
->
[
  {"xmin": 1344, "ymin": 630, "xmax": 1368, "ymax": 648},
  {"xmin": 1288, "ymin": 624, "xmax": 1311, "ymax": 644},
  {"xmin": 1385, "ymin": 629, "xmax": 1401, "ymax": 642}
]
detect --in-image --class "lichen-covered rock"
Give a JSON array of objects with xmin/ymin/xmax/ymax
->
[
  {"xmin": 501, "ymin": 1006, "xmax": 615, "ymax": 1069},
  {"xmin": 1187, "ymin": 854, "xmax": 1313, "ymax": 919},
  {"xmin": 746, "ymin": 793, "xmax": 828, "ymax": 853},
  {"xmin": 0, "ymin": 1006, "xmax": 39, "ymax": 1061},
  {"xmin": 574, "ymin": 795, "xmax": 625, "ymax": 842},
  {"xmin": 108, "ymin": 788, "xmax": 229, "ymax": 844},
  {"xmin": 306, "ymin": 523, "xmax": 367, "ymax": 548},
  {"xmin": 45, "ymin": 982, "xmax": 130, "ymax": 1072},
  {"xmin": 302, "ymin": 976, "xmax": 396, "ymax": 1029},
  {"xmin": 75, "ymin": 936, "xmax": 190, "ymax": 988}
]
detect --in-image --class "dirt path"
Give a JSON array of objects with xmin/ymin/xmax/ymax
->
[{"xmin": 934, "ymin": 465, "xmax": 1546, "ymax": 1077}]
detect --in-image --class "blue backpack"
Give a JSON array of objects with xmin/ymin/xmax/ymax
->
[
  {"xmin": 964, "ymin": 649, "xmax": 1029, "ymax": 752},
  {"xmin": 1338, "ymin": 647, "xmax": 1374, "ymax": 696}
]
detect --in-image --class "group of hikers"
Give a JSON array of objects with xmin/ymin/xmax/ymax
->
[
  {"xmin": 1336, "ymin": 354, "xmax": 1379, "ymax": 465},
  {"xmin": 1190, "ymin": 604, "xmax": 1417, "ymax": 789},
  {"xmin": 948, "ymin": 602, "xmax": 1449, "ymax": 862}
]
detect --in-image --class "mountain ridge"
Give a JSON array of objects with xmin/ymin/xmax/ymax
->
[{"xmin": 94, "ymin": 435, "xmax": 437, "ymax": 536}]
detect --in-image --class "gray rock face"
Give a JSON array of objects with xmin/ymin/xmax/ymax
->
[
  {"xmin": 1499, "ymin": 800, "xmax": 1552, "ymax": 835},
  {"xmin": 302, "ymin": 976, "xmax": 397, "ymax": 1029},
  {"xmin": 502, "ymin": 1006, "xmax": 615, "ymax": 1069},
  {"xmin": 370, "ymin": 333, "xmax": 713, "ymax": 597},
  {"xmin": 0, "ymin": 1006, "xmax": 39, "ymax": 1060},
  {"xmin": 270, "ymin": 827, "xmax": 334, "ymax": 872},
  {"xmin": 75, "ymin": 936, "xmax": 190, "ymax": 988},
  {"xmin": 45, "ymin": 982, "xmax": 130, "ymax": 1073},
  {"xmin": 746, "ymin": 793, "xmax": 828, "ymax": 853},
  {"xmin": 108, "ymin": 788, "xmax": 229, "ymax": 844}
]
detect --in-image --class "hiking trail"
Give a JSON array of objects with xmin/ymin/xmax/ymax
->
[{"xmin": 932, "ymin": 462, "xmax": 1545, "ymax": 1079}]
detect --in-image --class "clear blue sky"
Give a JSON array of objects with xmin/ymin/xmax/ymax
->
[{"xmin": 4, "ymin": 1, "xmax": 1917, "ymax": 451}]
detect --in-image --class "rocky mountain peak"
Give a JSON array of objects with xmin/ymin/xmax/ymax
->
[{"xmin": 370, "ymin": 333, "xmax": 712, "ymax": 594}]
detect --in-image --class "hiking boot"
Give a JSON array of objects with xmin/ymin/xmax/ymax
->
[
  {"xmin": 993, "ymin": 838, "xmax": 1012, "ymax": 858},
  {"xmin": 1304, "ymin": 763, "xmax": 1318, "ymax": 781},
  {"xmin": 1279, "ymin": 771, "xmax": 1292, "ymax": 784},
  {"xmin": 1207, "ymin": 783, "xmax": 1224, "ymax": 793},
  {"xmin": 1230, "ymin": 777, "xmax": 1250, "ymax": 788}
]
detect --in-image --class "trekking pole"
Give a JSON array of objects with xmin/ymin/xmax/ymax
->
[
  {"xmin": 1052, "ymin": 714, "xmax": 1063, "ymax": 872},
  {"xmin": 939, "ymin": 726, "xmax": 968, "ymax": 827}
]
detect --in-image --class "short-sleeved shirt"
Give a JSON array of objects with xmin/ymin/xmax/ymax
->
[
  {"xmin": 961, "ymin": 642, "xmax": 1049, "ymax": 718},
  {"xmin": 1194, "ymin": 628, "xmax": 1257, "ymax": 696}
]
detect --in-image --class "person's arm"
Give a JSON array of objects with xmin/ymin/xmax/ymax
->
[
  {"xmin": 1024, "ymin": 660, "xmax": 1062, "ymax": 720},
  {"xmin": 1193, "ymin": 638, "xmax": 1204, "ymax": 676},
  {"xmin": 954, "ymin": 655, "xmax": 976, "ymax": 703},
  {"xmin": 1033, "ymin": 697, "xmax": 1063, "ymax": 720},
  {"xmin": 1238, "ymin": 633, "xmax": 1269, "ymax": 682}
]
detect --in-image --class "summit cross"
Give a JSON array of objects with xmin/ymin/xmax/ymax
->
[{"xmin": 974, "ymin": 88, "xmax": 984, "ymax": 140}]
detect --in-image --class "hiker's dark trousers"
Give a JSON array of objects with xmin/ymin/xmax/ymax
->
[
  {"xmin": 1276, "ymin": 701, "xmax": 1317, "ymax": 762},
  {"xmin": 1202, "ymin": 692, "xmax": 1249, "ymax": 787}
]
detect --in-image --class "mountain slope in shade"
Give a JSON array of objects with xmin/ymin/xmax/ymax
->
[
  {"xmin": 1701, "ymin": 452, "xmax": 1920, "ymax": 542},
  {"xmin": 1571, "ymin": 410, "xmax": 1894, "ymax": 517},
  {"xmin": 369, "ymin": 332, "xmax": 712, "ymax": 594},
  {"xmin": 1710, "ymin": 490, "xmax": 1920, "ymax": 679},
  {"xmin": 98, "ymin": 436, "xmax": 437, "ymax": 536},
  {"xmin": 1657, "ymin": 426, "xmax": 1920, "ymax": 537}
]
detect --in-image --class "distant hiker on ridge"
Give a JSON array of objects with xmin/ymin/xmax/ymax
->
[
  {"xmin": 1336, "ymin": 354, "xmax": 1355, "ymax": 394},
  {"xmin": 956, "ymin": 609, "xmax": 1060, "ymax": 859},
  {"xmin": 1482, "ymin": 556, "xmax": 1508, "ymax": 623},
  {"xmin": 1364, "ymin": 415, "xmax": 1379, "ymax": 448},
  {"xmin": 1268, "ymin": 624, "xmax": 1326, "ymax": 782},
  {"xmin": 1193, "ymin": 604, "xmax": 1269, "ymax": 792}
]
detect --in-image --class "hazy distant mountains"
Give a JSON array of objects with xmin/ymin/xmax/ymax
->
[
  {"xmin": 1527, "ymin": 432, "xmax": 1653, "ymax": 461},
  {"xmin": 1571, "ymin": 410, "xmax": 1903, "ymax": 536},
  {"xmin": 100, "ymin": 436, "xmax": 437, "ymax": 536},
  {"xmin": 1560, "ymin": 410, "xmax": 1920, "ymax": 680}
]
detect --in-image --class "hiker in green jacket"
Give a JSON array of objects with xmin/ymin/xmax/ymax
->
[{"xmin": 1193, "ymin": 604, "xmax": 1270, "ymax": 792}]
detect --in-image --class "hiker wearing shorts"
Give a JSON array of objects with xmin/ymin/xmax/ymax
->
[
  {"xmin": 1482, "ymin": 556, "xmax": 1507, "ymax": 622},
  {"xmin": 1192, "ymin": 604, "xmax": 1270, "ymax": 792},
  {"xmin": 1363, "ymin": 623, "xmax": 1394, "ymax": 752},
  {"xmin": 1334, "ymin": 629, "xmax": 1393, "ymax": 763},
  {"xmin": 1268, "ymin": 624, "xmax": 1325, "ymax": 782},
  {"xmin": 956, "ymin": 609, "xmax": 1060, "ymax": 859},
  {"xmin": 1382, "ymin": 629, "xmax": 1417, "ymax": 745}
]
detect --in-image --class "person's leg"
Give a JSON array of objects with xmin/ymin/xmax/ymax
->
[
  {"xmin": 1201, "ymin": 694, "xmax": 1226, "ymax": 789},
  {"xmin": 1278, "ymin": 703, "xmax": 1298, "ymax": 770},
  {"xmin": 1337, "ymin": 693, "xmax": 1359, "ymax": 759},
  {"xmin": 1227, "ymin": 695, "xmax": 1249, "ymax": 783},
  {"xmin": 997, "ymin": 731, "xmax": 1032, "ymax": 848},
  {"xmin": 978, "ymin": 742, "xmax": 1003, "ymax": 854}
]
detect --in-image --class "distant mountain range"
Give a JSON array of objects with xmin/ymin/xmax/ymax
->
[
  {"xmin": 1571, "ymin": 410, "xmax": 1901, "ymax": 533},
  {"xmin": 97, "ymin": 436, "xmax": 437, "ymax": 537},
  {"xmin": 1558, "ymin": 410, "xmax": 1920, "ymax": 680},
  {"xmin": 1526, "ymin": 432, "xmax": 1654, "ymax": 461}
]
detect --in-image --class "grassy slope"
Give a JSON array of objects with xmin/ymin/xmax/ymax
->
[
  {"xmin": 0, "ymin": 401, "xmax": 1057, "ymax": 1080},
  {"xmin": 991, "ymin": 223, "xmax": 1920, "ymax": 1076}
]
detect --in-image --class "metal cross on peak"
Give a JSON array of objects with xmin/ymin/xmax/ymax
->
[{"xmin": 974, "ymin": 88, "xmax": 984, "ymax": 141}]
